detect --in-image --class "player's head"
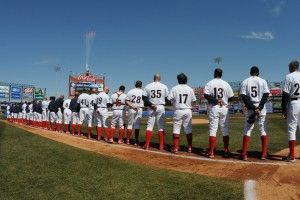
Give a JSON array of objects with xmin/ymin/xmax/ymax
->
[
  {"xmin": 74, "ymin": 91, "xmax": 80, "ymax": 98},
  {"xmin": 59, "ymin": 95, "xmax": 64, "ymax": 100},
  {"xmin": 289, "ymin": 60, "xmax": 299, "ymax": 73},
  {"xmin": 50, "ymin": 96, "xmax": 56, "ymax": 101},
  {"xmin": 119, "ymin": 85, "xmax": 125, "ymax": 92},
  {"xmin": 153, "ymin": 74, "xmax": 161, "ymax": 82},
  {"xmin": 177, "ymin": 73, "xmax": 188, "ymax": 84},
  {"xmin": 91, "ymin": 88, "xmax": 97, "ymax": 94},
  {"xmin": 135, "ymin": 80, "xmax": 142, "ymax": 88},
  {"xmin": 104, "ymin": 86, "xmax": 110, "ymax": 94},
  {"xmin": 250, "ymin": 66, "xmax": 259, "ymax": 76},
  {"xmin": 214, "ymin": 68, "xmax": 223, "ymax": 78}
]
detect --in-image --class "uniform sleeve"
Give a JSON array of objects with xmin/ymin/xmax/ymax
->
[
  {"xmin": 167, "ymin": 88, "xmax": 174, "ymax": 101},
  {"xmin": 263, "ymin": 80, "xmax": 270, "ymax": 93},
  {"xmin": 142, "ymin": 89, "xmax": 148, "ymax": 97},
  {"xmin": 125, "ymin": 92, "xmax": 130, "ymax": 101},
  {"xmin": 191, "ymin": 89, "xmax": 197, "ymax": 102},
  {"xmin": 227, "ymin": 83, "xmax": 234, "ymax": 98},
  {"xmin": 240, "ymin": 81, "xmax": 247, "ymax": 95},
  {"xmin": 77, "ymin": 97, "xmax": 80, "ymax": 104},
  {"xmin": 165, "ymin": 85, "xmax": 169, "ymax": 97},
  {"xmin": 204, "ymin": 82, "xmax": 211, "ymax": 95},
  {"xmin": 283, "ymin": 75, "xmax": 291, "ymax": 94}
]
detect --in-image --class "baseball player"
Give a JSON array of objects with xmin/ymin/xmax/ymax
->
[
  {"xmin": 143, "ymin": 74, "xmax": 169, "ymax": 150},
  {"xmin": 87, "ymin": 88, "xmax": 98, "ymax": 139},
  {"xmin": 204, "ymin": 68, "xmax": 234, "ymax": 158},
  {"xmin": 240, "ymin": 66, "xmax": 270, "ymax": 161},
  {"xmin": 63, "ymin": 97, "xmax": 72, "ymax": 133},
  {"xmin": 6, "ymin": 104, "xmax": 11, "ymax": 122},
  {"xmin": 54, "ymin": 95, "xmax": 64, "ymax": 132},
  {"xmin": 41, "ymin": 97, "xmax": 49, "ymax": 129},
  {"xmin": 109, "ymin": 85, "xmax": 127, "ymax": 144},
  {"xmin": 69, "ymin": 92, "xmax": 80, "ymax": 135},
  {"xmin": 77, "ymin": 90, "xmax": 92, "ymax": 137},
  {"xmin": 125, "ymin": 81, "xmax": 144, "ymax": 145},
  {"xmin": 167, "ymin": 73, "xmax": 196, "ymax": 153},
  {"xmin": 282, "ymin": 60, "xmax": 300, "ymax": 162},
  {"xmin": 32, "ymin": 100, "xmax": 39, "ymax": 127},
  {"xmin": 48, "ymin": 96, "xmax": 57, "ymax": 131},
  {"xmin": 22, "ymin": 102, "xmax": 27, "ymax": 124},
  {"xmin": 95, "ymin": 86, "xmax": 111, "ymax": 141},
  {"xmin": 36, "ymin": 101, "xmax": 43, "ymax": 127}
]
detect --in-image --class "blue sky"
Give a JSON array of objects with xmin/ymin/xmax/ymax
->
[{"xmin": 0, "ymin": 0, "xmax": 300, "ymax": 96}]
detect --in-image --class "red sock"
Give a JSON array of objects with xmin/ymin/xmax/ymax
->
[
  {"xmin": 209, "ymin": 136, "xmax": 217, "ymax": 155},
  {"xmin": 186, "ymin": 133, "xmax": 192, "ymax": 148},
  {"xmin": 158, "ymin": 131, "xmax": 165, "ymax": 150},
  {"xmin": 65, "ymin": 124, "xmax": 70, "ymax": 133},
  {"xmin": 118, "ymin": 128, "xmax": 124, "ymax": 141},
  {"xmin": 71, "ymin": 124, "xmax": 76, "ymax": 134},
  {"xmin": 223, "ymin": 136, "xmax": 229, "ymax": 152},
  {"xmin": 173, "ymin": 134, "xmax": 180, "ymax": 150},
  {"xmin": 144, "ymin": 130, "xmax": 153, "ymax": 148},
  {"xmin": 261, "ymin": 136, "xmax": 268, "ymax": 157},
  {"xmin": 88, "ymin": 127, "xmax": 92, "ymax": 139},
  {"xmin": 126, "ymin": 129, "xmax": 132, "ymax": 141},
  {"xmin": 77, "ymin": 125, "xmax": 82, "ymax": 135},
  {"xmin": 97, "ymin": 126, "xmax": 102, "ymax": 140},
  {"xmin": 242, "ymin": 135, "xmax": 251, "ymax": 157},
  {"xmin": 110, "ymin": 128, "xmax": 115, "ymax": 140},
  {"xmin": 289, "ymin": 140, "xmax": 296, "ymax": 159},
  {"xmin": 104, "ymin": 128, "xmax": 109, "ymax": 141}
]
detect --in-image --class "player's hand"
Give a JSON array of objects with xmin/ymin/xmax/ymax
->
[
  {"xmin": 150, "ymin": 104, "xmax": 157, "ymax": 111},
  {"xmin": 133, "ymin": 107, "xmax": 138, "ymax": 112},
  {"xmin": 282, "ymin": 111, "xmax": 287, "ymax": 119},
  {"xmin": 255, "ymin": 107, "xmax": 261, "ymax": 114}
]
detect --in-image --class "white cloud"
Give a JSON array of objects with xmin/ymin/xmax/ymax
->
[
  {"xmin": 241, "ymin": 32, "xmax": 274, "ymax": 41},
  {"xmin": 263, "ymin": 0, "xmax": 285, "ymax": 17}
]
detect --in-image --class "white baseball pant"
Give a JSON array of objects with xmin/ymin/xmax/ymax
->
[
  {"xmin": 79, "ymin": 108, "xmax": 93, "ymax": 127},
  {"xmin": 111, "ymin": 109, "xmax": 125, "ymax": 128},
  {"xmin": 173, "ymin": 109, "xmax": 192, "ymax": 135},
  {"xmin": 96, "ymin": 108, "xmax": 109, "ymax": 128},
  {"xmin": 244, "ymin": 105, "xmax": 267, "ymax": 137},
  {"xmin": 127, "ymin": 108, "xmax": 143, "ymax": 130},
  {"xmin": 287, "ymin": 100, "xmax": 300, "ymax": 141},
  {"xmin": 208, "ymin": 105, "xmax": 230, "ymax": 137},
  {"xmin": 63, "ymin": 108, "xmax": 72, "ymax": 125},
  {"xmin": 146, "ymin": 105, "xmax": 165, "ymax": 131}
]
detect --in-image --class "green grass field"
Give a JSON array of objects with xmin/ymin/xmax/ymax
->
[
  {"xmin": 0, "ymin": 121, "xmax": 243, "ymax": 200},
  {"xmin": 81, "ymin": 113, "xmax": 288, "ymax": 156}
]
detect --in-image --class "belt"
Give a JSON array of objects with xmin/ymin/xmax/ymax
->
[
  {"xmin": 291, "ymin": 98, "xmax": 300, "ymax": 101},
  {"xmin": 98, "ymin": 107, "xmax": 107, "ymax": 108}
]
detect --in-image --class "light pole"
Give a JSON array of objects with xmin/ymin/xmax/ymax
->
[
  {"xmin": 53, "ymin": 65, "xmax": 62, "ymax": 96},
  {"xmin": 213, "ymin": 57, "xmax": 223, "ymax": 67}
]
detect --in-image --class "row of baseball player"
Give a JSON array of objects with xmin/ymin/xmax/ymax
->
[{"xmin": 6, "ymin": 60, "xmax": 300, "ymax": 162}]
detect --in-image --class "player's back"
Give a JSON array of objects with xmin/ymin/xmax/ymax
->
[
  {"xmin": 63, "ymin": 99, "xmax": 71, "ymax": 109},
  {"xmin": 240, "ymin": 76, "xmax": 269, "ymax": 102},
  {"xmin": 78, "ymin": 93, "xmax": 90, "ymax": 108},
  {"xmin": 127, "ymin": 88, "xmax": 144, "ymax": 108},
  {"xmin": 204, "ymin": 78, "xmax": 234, "ymax": 105},
  {"xmin": 96, "ymin": 92, "xmax": 110, "ymax": 108},
  {"xmin": 283, "ymin": 71, "xmax": 300, "ymax": 98},
  {"xmin": 89, "ymin": 94, "xmax": 98, "ymax": 110},
  {"xmin": 111, "ymin": 92, "xmax": 126, "ymax": 110},
  {"xmin": 144, "ymin": 82, "xmax": 169, "ymax": 105},
  {"xmin": 168, "ymin": 84, "xmax": 196, "ymax": 109},
  {"xmin": 42, "ymin": 101, "xmax": 49, "ymax": 110}
]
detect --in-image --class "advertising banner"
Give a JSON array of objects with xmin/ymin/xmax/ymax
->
[
  {"xmin": 22, "ymin": 87, "xmax": 34, "ymax": 102},
  {"xmin": 0, "ymin": 85, "xmax": 10, "ymax": 102},
  {"xmin": 69, "ymin": 72, "xmax": 104, "ymax": 96},
  {"xmin": 10, "ymin": 86, "xmax": 22, "ymax": 102},
  {"xmin": 34, "ymin": 88, "xmax": 46, "ymax": 101}
]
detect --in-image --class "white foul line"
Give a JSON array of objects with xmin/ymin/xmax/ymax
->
[{"xmin": 244, "ymin": 180, "xmax": 256, "ymax": 200}]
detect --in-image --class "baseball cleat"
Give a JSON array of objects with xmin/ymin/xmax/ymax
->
[
  {"xmin": 143, "ymin": 145, "xmax": 149, "ymax": 150},
  {"xmin": 126, "ymin": 139, "xmax": 130, "ymax": 145},
  {"xmin": 282, "ymin": 155, "xmax": 296, "ymax": 163},
  {"xmin": 240, "ymin": 155, "xmax": 248, "ymax": 161},
  {"xmin": 207, "ymin": 153, "xmax": 214, "ymax": 159},
  {"xmin": 223, "ymin": 151, "xmax": 231, "ymax": 158},
  {"xmin": 108, "ymin": 139, "xmax": 115, "ymax": 144},
  {"xmin": 118, "ymin": 140, "xmax": 124, "ymax": 144},
  {"xmin": 172, "ymin": 148, "xmax": 178, "ymax": 154},
  {"xmin": 187, "ymin": 146, "xmax": 192, "ymax": 153},
  {"xmin": 260, "ymin": 154, "xmax": 267, "ymax": 160}
]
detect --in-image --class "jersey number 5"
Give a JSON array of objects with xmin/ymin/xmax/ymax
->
[{"xmin": 251, "ymin": 86, "xmax": 258, "ymax": 97}]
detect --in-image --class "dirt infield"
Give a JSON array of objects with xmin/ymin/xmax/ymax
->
[{"xmin": 5, "ymin": 121, "xmax": 300, "ymax": 200}]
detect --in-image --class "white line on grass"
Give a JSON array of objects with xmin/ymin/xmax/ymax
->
[{"xmin": 244, "ymin": 180, "xmax": 256, "ymax": 200}]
